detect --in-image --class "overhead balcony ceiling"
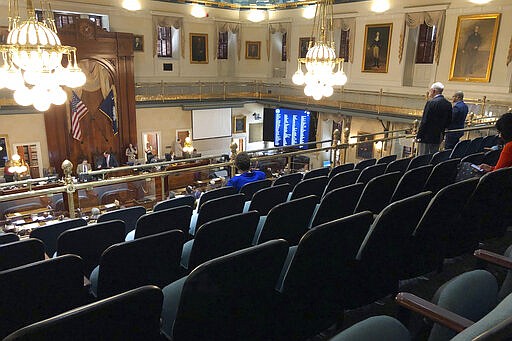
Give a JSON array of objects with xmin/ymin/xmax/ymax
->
[{"xmin": 154, "ymin": 0, "xmax": 366, "ymax": 10}]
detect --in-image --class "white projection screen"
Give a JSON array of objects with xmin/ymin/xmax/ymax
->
[{"xmin": 192, "ymin": 108, "xmax": 232, "ymax": 140}]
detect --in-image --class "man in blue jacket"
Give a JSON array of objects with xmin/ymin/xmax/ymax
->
[
  {"xmin": 445, "ymin": 91, "xmax": 469, "ymax": 150},
  {"xmin": 416, "ymin": 82, "xmax": 452, "ymax": 155},
  {"xmin": 227, "ymin": 152, "xmax": 266, "ymax": 191}
]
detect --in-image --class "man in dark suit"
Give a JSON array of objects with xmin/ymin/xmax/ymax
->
[
  {"xmin": 98, "ymin": 151, "xmax": 119, "ymax": 169},
  {"xmin": 416, "ymin": 82, "xmax": 452, "ymax": 155},
  {"xmin": 445, "ymin": 91, "xmax": 469, "ymax": 150}
]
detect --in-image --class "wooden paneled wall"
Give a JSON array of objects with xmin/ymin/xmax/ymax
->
[{"xmin": 44, "ymin": 19, "xmax": 137, "ymax": 174}]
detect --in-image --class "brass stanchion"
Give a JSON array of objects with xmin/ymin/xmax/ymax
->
[
  {"xmin": 331, "ymin": 128, "xmax": 340, "ymax": 167},
  {"xmin": 230, "ymin": 142, "xmax": 238, "ymax": 177},
  {"xmin": 412, "ymin": 119, "xmax": 419, "ymax": 156},
  {"xmin": 342, "ymin": 127, "xmax": 350, "ymax": 164},
  {"xmin": 62, "ymin": 160, "xmax": 76, "ymax": 219}
]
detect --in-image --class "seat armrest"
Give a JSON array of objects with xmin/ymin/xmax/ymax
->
[
  {"xmin": 395, "ymin": 292, "xmax": 474, "ymax": 333},
  {"xmin": 474, "ymin": 249, "xmax": 512, "ymax": 270}
]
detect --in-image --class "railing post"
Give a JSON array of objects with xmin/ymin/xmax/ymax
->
[
  {"xmin": 412, "ymin": 119, "xmax": 419, "ymax": 156},
  {"xmin": 230, "ymin": 142, "xmax": 238, "ymax": 177},
  {"xmin": 62, "ymin": 159, "xmax": 76, "ymax": 219},
  {"xmin": 161, "ymin": 175, "xmax": 166, "ymax": 201},
  {"xmin": 342, "ymin": 127, "xmax": 350, "ymax": 164},
  {"xmin": 331, "ymin": 128, "xmax": 340, "ymax": 168}
]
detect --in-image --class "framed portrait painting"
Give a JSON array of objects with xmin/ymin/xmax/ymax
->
[
  {"xmin": 356, "ymin": 133, "xmax": 374, "ymax": 160},
  {"xmin": 449, "ymin": 13, "xmax": 501, "ymax": 82},
  {"xmin": 0, "ymin": 26, "xmax": 8, "ymax": 45},
  {"xmin": 233, "ymin": 116, "xmax": 246, "ymax": 133},
  {"xmin": 245, "ymin": 41, "xmax": 261, "ymax": 60},
  {"xmin": 133, "ymin": 35, "xmax": 144, "ymax": 52},
  {"xmin": 299, "ymin": 37, "xmax": 314, "ymax": 59},
  {"xmin": 362, "ymin": 23, "xmax": 392, "ymax": 73},
  {"xmin": 190, "ymin": 33, "xmax": 208, "ymax": 64}
]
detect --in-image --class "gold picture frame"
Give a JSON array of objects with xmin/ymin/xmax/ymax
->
[
  {"xmin": 0, "ymin": 26, "xmax": 8, "ymax": 45},
  {"xmin": 190, "ymin": 33, "xmax": 208, "ymax": 64},
  {"xmin": 299, "ymin": 37, "xmax": 314, "ymax": 59},
  {"xmin": 245, "ymin": 41, "xmax": 261, "ymax": 60},
  {"xmin": 0, "ymin": 134, "xmax": 11, "ymax": 169},
  {"xmin": 133, "ymin": 34, "xmax": 144, "ymax": 52},
  {"xmin": 362, "ymin": 23, "xmax": 393, "ymax": 73},
  {"xmin": 449, "ymin": 13, "xmax": 501, "ymax": 83},
  {"xmin": 233, "ymin": 116, "xmax": 247, "ymax": 133}
]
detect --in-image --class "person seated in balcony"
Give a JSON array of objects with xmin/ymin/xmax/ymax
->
[
  {"xmin": 226, "ymin": 152, "xmax": 266, "ymax": 192},
  {"xmin": 479, "ymin": 112, "xmax": 512, "ymax": 172}
]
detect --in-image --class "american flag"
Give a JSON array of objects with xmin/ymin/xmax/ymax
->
[{"xmin": 70, "ymin": 91, "xmax": 89, "ymax": 141}]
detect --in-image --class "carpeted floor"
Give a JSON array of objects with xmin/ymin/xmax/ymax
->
[{"xmin": 313, "ymin": 230, "xmax": 512, "ymax": 340}]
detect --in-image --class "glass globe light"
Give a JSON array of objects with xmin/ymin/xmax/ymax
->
[
  {"xmin": 292, "ymin": 69, "xmax": 305, "ymax": 85},
  {"xmin": 13, "ymin": 86, "xmax": 33, "ymax": 106},
  {"xmin": 5, "ymin": 68, "xmax": 24, "ymax": 90},
  {"xmin": 50, "ymin": 87, "xmax": 67, "ymax": 105},
  {"xmin": 32, "ymin": 86, "xmax": 51, "ymax": 111},
  {"xmin": 20, "ymin": 165, "xmax": 28, "ymax": 173},
  {"xmin": 304, "ymin": 84, "xmax": 314, "ymax": 97},
  {"xmin": 311, "ymin": 84, "xmax": 323, "ymax": 100},
  {"xmin": 66, "ymin": 68, "xmax": 86, "ymax": 88},
  {"xmin": 334, "ymin": 70, "xmax": 348, "ymax": 86},
  {"xmin": 8, "ymin": 19, "xmax": 63, "ymax": 72},
  {"xmin": 322, "ymin": 85, "xmax": 334, "ymax": 98},
  {"xmin": 312, "ymin": 91, "xmax": 323, "ymax": 101},
  {"xmin": 12, "ymin": 154, "xmax": 21, "ymax": 161},
  {"xmin": 0, "ymin": 63, "xmax": 10, "ymax": 89}
]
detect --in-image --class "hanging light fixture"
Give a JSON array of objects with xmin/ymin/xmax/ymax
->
[
  {"xmin": 292, "ymin": 0, "xmax": 347, "ymax": 101},
  {"xmin": 0, "ymin": 0, "xmax": 86, "ymax": 111}
]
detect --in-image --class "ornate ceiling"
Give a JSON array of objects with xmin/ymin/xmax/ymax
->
[{"xmin": 154, "ymin": 0, "xmax": 366, "ymax": 10}]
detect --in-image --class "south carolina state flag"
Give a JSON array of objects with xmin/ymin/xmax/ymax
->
[{"xmin": 99, "ymin": 89, "xmax": 118, "ymax": 135}]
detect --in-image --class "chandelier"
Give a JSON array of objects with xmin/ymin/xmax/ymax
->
[
  {"xmin": 292, "ymin": 0, "xmax": 347, "ymax": 101},
  {"xmin": 7, "ymin": 153, "xmax": 29, "ymax": 181},
  {"xmin": 0, "ymin": 0, "xmax": 86, "ymax": 111}
]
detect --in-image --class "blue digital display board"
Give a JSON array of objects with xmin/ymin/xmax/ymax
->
[{"xmin": 274, "ymin": 108, "xmax": 311, "ymax": 148}]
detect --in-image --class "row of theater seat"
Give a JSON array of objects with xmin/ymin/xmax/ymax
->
[
  {"xmin": 1, "ymin": 163, "xmax": 511, "ymax": 339},
  {"xmin": 0, "ymin": 135, "xmax": 504, "ymax": 338}
]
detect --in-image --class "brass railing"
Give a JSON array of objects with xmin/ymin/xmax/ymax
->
[
  {"xmin": 134, "ymin": 81, "xmax": 512, "ymax": 120},
  {"xmin": 0, "ymin": 122, "xmax": 498, "ymax": 227}
]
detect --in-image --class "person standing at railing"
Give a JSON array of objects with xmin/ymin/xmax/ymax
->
[
  {"xmin": 445, "ymin": 91, "xmax": 469, "ymax": 150},
  {"xmin": 416, "ymin": 82, "xmax": 452, "ymax": 155},
  {"xmin": 226, "ymin": 152, "xmax": 266, "ymax": 192}
]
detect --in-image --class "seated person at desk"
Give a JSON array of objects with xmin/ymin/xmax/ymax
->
[
  {"xmin": 76, "ymin": 159, "xmax": 92, "ymax": 182},
  {"xmin": 226, "ymin": 152, "xmax": 266, "ymax": 191},
  {"xmin": 97, "ymin": 151, "xmax": 119, "ymax": 169}
]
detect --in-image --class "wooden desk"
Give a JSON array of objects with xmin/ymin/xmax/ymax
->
[
  {"xmin": 0, "ymin": 182, "xmax": 62, "ymax": 196},
  {"xmin": 164, "ymin": 160, "xmax": 210, "ymax": 193}
]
